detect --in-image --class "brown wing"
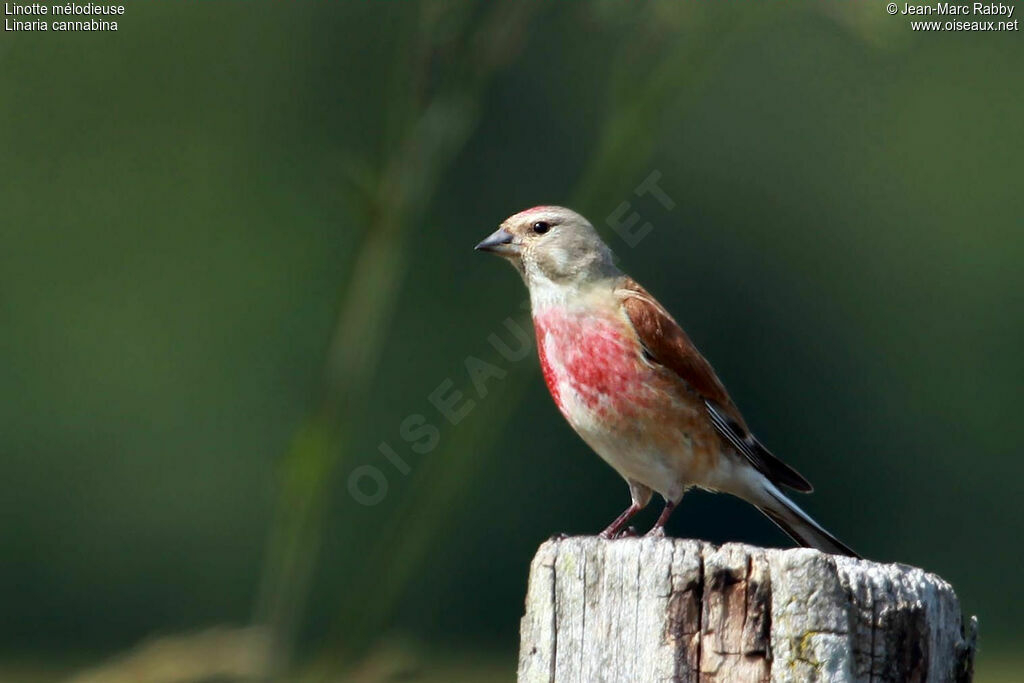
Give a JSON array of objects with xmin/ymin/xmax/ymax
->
[{"xmin": 616, "ymin": 277, "xmax": 813, "ymax": 493}]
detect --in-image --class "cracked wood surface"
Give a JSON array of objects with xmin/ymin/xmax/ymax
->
[{"xmin": 518, "ymin": 537, "xmax": 976, "ymax": 683}]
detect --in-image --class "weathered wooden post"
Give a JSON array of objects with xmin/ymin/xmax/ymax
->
[{"xmin": 519, "ymin": 537, "xmax": 975, "ymax": 682}]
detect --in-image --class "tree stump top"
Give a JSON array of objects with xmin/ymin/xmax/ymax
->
[{"xmin": 518, "ymin": 537, "xmax": 976, "ymax": 682}]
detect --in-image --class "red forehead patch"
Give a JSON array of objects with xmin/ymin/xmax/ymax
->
[{"xmin": 513, "ymin": 205, "xmax": 556, "ymax": 219}]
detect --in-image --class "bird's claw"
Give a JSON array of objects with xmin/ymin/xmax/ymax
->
[
  {"xmin": 548, "ymin": 532, "xmax": 570, "ymax": 542},
  {"xmin": 598, "ymin": 526, "xmax": 639, "ymax": 540},
  {"xmin": 644, "ymin": 526, "xmax": 667, "ymax": 538}
]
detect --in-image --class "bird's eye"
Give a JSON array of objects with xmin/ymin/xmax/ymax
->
[{"xmin": 532, "ymin": 221, "xmax": 551, "ymax": 234}]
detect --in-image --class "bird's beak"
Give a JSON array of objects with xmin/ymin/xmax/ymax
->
[{"xmin": 474, "ymin": 228, "xmax": 519, "ymax": 257}]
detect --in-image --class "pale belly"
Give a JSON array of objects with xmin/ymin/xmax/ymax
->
[{"xmin": 533, "ymin": 307, "xmax": 724, "ymax": 500}]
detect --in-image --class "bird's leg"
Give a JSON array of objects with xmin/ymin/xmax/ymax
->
[
  {"xmin": 599, "ymin": 503, "xmax": 642, "ymax": 540},
  {"xmin": 600, "ymin": 481, "xmax": 652, "ymax": 539},
  {"xmin": 645, "ymin": 500, "xmax": 677, "ymax": 537}
]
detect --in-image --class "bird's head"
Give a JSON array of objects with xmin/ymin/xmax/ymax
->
[{"xmin": 475, "ymin": 206, "xmax": 618, "ymax": 289}]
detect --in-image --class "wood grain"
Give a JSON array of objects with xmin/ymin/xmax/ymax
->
[{"xmin": 519, "ymin": 537, "xmax": 975, "ymax": 682}]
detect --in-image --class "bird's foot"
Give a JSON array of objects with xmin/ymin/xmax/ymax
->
[
  {"xmin": 548, "ymin": 532, "xmax": 570, "ymax": 542},
  {"xmin": 599, "ymin": 526, "xmax": 639, "ymax": 540},
  {"xmin": 644, "ymin": 526, "xmax": 667, "ymax": 538}
]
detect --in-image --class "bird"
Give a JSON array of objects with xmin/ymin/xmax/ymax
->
[{"xmin": 475, "ymin": 205, "xmax": 859, "ymax": 557}]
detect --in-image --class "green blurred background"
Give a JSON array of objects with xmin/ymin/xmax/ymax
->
[{"xmin": 2, "ymin": 1, "xmax": 1021, "ymax": 680}]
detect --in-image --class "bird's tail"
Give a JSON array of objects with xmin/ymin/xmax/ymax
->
[{"xmin": 753, "ymin": 481, "xmax": 860, "ymax": 558}]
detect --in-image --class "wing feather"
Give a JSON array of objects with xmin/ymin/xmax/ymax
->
[{"xmin": 616, "ymin": 277, "xmax": 813, "ymax": 493}]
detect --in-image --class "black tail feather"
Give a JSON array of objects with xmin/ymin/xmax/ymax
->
[{"xmin": 758, "ymin": 487, "xmax": 860, "ymax": 558}]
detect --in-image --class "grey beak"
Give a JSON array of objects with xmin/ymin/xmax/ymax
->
[{"xmin": 474, "ymin": 227, "xmax": 519, "ymax": 256}]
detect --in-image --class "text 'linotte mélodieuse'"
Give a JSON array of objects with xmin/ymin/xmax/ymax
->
[{"xmin": 5, "ymin": 2, "xmax": 124, "ymax": 31}]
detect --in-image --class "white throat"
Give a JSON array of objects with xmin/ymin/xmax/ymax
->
[{"xmin": 526, "ymin": 270, "xmax": 620, "ymax": 314}]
